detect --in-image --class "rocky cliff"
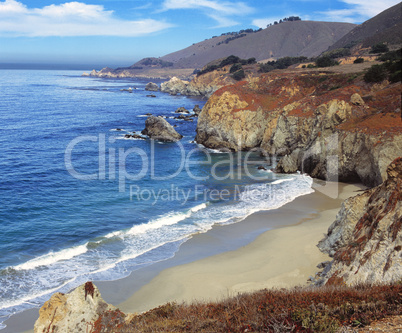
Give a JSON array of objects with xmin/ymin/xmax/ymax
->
[
  {"xmin": 316, "ymin": 158, "xmax": 402, "ymax": 286},
  {"xmin": 195, "ymin": 72, "xmax": 402, "ymax": 187},
  {"xmin": 34, "ymin": 282, "xmax": 131, "ymax": 333},
  {"xmin": 160, "ymin": 66, "xmax": 237, "ymax": 98}
]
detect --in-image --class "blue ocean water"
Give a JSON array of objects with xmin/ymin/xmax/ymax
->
[{"xmin": 0, "ymin": 70, "xmax": 313, "ymax": 329}]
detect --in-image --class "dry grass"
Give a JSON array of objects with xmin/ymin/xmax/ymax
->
[{"xmin": 90, "ymin": 283, "xmax": 402, "ymax": 332}]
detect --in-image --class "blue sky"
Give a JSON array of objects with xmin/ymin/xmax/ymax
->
[{"xmin": 0, "ymin": 0, "xmax": 400, "ymax": 67}]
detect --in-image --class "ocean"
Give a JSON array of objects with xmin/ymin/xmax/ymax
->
[{"xmin": 0, "ymin": 70, "xmax": 314, "ymax": 329}]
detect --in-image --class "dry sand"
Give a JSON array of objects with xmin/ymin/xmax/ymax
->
[{"xmin": 118, "ymin": 182, "xmax": 363, "ymax": 314}]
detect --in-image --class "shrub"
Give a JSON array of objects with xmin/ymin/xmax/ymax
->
[
  {"xmin": 377, "ymin": 48, "xmax": 402, "ymax": 62},
  {"xmin": 316, "ymin": 56, "xmax": 339, "ymax": 67},
  {"xmin": 364, "ymin": 64, "xmax": 388, "ymax": 82},
  {"xmin": 322, "ymin": 48, "xmax": 351, "ymax": 59},
  {"xmin": 232, "ymin": 69, "xmax": 245, "ymax": 81},
  {"xmin": 353, "ymin": 57, "xmax": 364, "ymax": 64},
  {"xmin": 259, "ymin": 56, "xmax": 308, "ymax": 73},
  {"xmin": 370, "ymin": 42, "xmax": 389, "ymax": 54},
  {"xmin": 229, "ymin": 63, "xmax": 242, "ymax": 73},
  {"xmin": 220, "ymin": 55, "xmax": 240, "ymax": 67}
]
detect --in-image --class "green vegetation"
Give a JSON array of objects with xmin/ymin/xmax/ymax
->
[
  {"xmin": 315, "ymin": 56, "xmax": 339, "ymax": 67},
  {"xmin": 370, "ymin": 42, "xmax": 389, "ymax": 54},
  {"xmin": 364, "ymin": 64, "xmax": 388, "ymax": 82},
  {"xmin": 214, "ymin": 28, "xmax": 262, "ymax": 45},
  {"xmin": 266, "ymin": 16, "xmax": 301, "ymax": 27},
  {"xmin": 138, "ymin": 58, "xmax": 173, "ymax": 68},
  {"xmin": 353, "ymin": 57, "xmax": 364, "ymax": 64},
  {"xmin": 197, "ymin": 55, "xmax": 256, "ymax": 76},
  {"xmin": 229, "ymin": 63, "xmax": 242, "ymax": 73},
  {"xmin": 98, "ymin": 283, "xmax": 402, "ymax": 332},
  {"xmin": 231, "ymin": 69, "xmax": 246, "ymax": 81},
  {"xmin": 259, "ymin": 56, "xmax": 308, "ymax": 73},
  {"xmin": 321, "ymin": 48, "xmax": 351, "ymax": 59},
  {"xmin": 364, "ymin": 48, "xmax": 401, "ymax": 83}
]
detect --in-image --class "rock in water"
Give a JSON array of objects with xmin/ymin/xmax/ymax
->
[
  {"xmin": 175, "ymin": 107, "xmax": 189, "ymax": 114},
  {"xmin": 34, "ymin": 282, "xmax": 121, "ymax": 333},
  {"xmin": 316, "ymin": 157, "xmax": 402, "ymax": 286},
  {"xmin": 160, "ymin": 77, "xmax": 189, "ymax": 95},
  {"xmin": 141, "ymin": 116, "xmax": 183, "ymax": 142},
  {"xmin": 145, "ymin": 82, "xmax": 159, "ymax": 91},
  {"xmin": 193, "ymin": 105, "xmax": 202, "ymax": 115}
]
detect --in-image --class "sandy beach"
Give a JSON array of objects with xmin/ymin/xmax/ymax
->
[
  {"xmin": 117, "ymin": 182, "xmax": 363, "ymax": 314},
  {"xmin": 4, "ymin": 181, "xmax": 364, "ymax": 333}
]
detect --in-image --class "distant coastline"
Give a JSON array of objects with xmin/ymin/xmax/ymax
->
[{"xmin": 0, "ymin": 63, "xmax": 113, "ymax": 71}]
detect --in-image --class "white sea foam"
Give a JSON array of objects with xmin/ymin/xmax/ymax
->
[
  {"xmin": 126, "ymin": 203, "xmax": 207, "ymax": 236},
  {"xmin": 271, "ymin": 178, "xmax": 294, "ymax": 185},
  {"xmin": 13, "ymin": 244, "xmax": 88, "ymax": 271}
]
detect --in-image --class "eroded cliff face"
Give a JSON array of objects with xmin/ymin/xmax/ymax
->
[
  {"xmin": 160, "ymin": 67, "xmax": 237, "ymax": 97},
  {"xmin": 195, "ymin": 72, "xmax": 402, "ymax": 186},
  {"xmin": 316, "ymin": 158, "xmax": 402, "ymax": 286},
  {"xmin": 34, "ymin": 282, "xmax": 130, "ymax": 333}
]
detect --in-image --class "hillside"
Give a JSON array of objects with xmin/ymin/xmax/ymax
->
[
  {"xmin": 328, "ymin": 2, "xmax": 402, "ymax": 51},
  {"xmin": 85, "ymin": 20, "xmax": 355, "ymax": 79},
  {"xmin": 160, "ymin": 21, "xmax": 355, "ymax": 69}
]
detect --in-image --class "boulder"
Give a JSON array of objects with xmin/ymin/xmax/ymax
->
[
  {"xmin": 145, "ymin": 82, "xmax": 159, "ymax": 91},
  {"xmin": 175, "ymin": 107, "xmax": 189, "ymax": 114},
  {"xmin": 142, "ymin": 116, "xmax": 183, "ymax": 142},
  {"xmin": 34, "ymin": 282, "xmax": 123, "ymax": 333},
  {"xmin": 350, "ymin": 93, "xmax": 365, "ymax": 105},
  {"xmin": 146, "ymin": 94, "xmax": 156, "ymax": 98}
]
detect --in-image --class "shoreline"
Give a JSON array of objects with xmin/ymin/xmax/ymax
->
[
  {"xmin": 117, "ymin": 182, "xmax": 363, "ymax": 314},
  {"xmin": 3, "ymin": 181, "xmax": 364, "ymax": 333}
]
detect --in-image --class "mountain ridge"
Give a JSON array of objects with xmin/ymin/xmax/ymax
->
[
  {"xmin": 160, "ymin": 20, "xmax": 356, "ymax": 69},
  {"xmin": 328, "ymin": 2, "xmax": 402, "ymax": 51}
]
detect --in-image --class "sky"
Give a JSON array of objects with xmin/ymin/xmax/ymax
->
[{"xmin": 0, "ymin": 0, "xmax": 400, "ymax": 68}]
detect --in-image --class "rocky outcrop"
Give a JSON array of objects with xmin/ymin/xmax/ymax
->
[
  {"xmin": 160, "ymin": 68, "xmax": 235, "ymax": 97},
  {"xmin": 34, "ymin": 282, "xmax": 128, "ymax": 333},
  {"xmin": 316, "ymin": 158, "xmax": 402, "ymax": 286},
  {"xmin": 195, "ymin": 72, "xmax": 402, "ymax": 187},
  {"xmin": 142, "ymin": 116, "xmax": 183, "ymax": 142},
  {"xmin": 145, "ymin": 82, "xmax": 159, "ymax": 91},
  {"xmin": 193, "ymin": 105, "xmax": 202, "ymax": 115},
  {"xmin": 175, "ymin": 107, "xmax": 189, "ymax": 114},
  {"xmin": 160, "ymin": 77, "xmax": 190, "ymax": 95}
]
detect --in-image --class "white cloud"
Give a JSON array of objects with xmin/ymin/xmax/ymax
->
[
  {"xmin": 162, "ymin": 0, "xmax": 253, "ymax": 27},
  {"xmin": 317, "ymin": 0, "xmax": 401, "ymax": 22},
  {"xmin": 0, "ymin": 0, "xmax": 172, "ymax": 37}
]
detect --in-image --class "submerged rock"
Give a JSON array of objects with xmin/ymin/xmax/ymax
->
[
  {"xmin": 142, "ymin": 116, "xmax": 183, "ymax": 142},
  {"xmin": 124, "ymin": 133, "xmax": 145, "ymax": 140}
]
